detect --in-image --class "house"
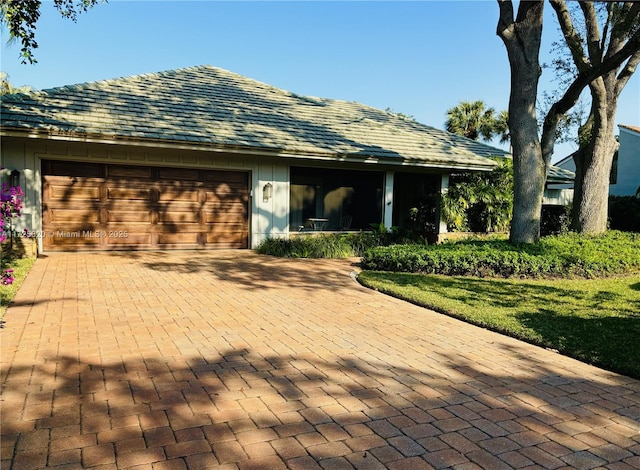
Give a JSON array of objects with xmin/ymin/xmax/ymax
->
[
  {"xmin": 611, "ymin": 125, "xmax": 640, "ymax": 196},
  {"xmin": 553, "ymin": 124, "xmax": 640, "ymax": 197},
  {"xmin": 1, "ymin": 65, "xmax": 516, "ymax": 252}
]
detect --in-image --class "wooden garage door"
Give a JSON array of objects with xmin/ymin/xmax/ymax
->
[{"xmin": 42, "ymin": 161, "xmax": 249, "ymax": 251}]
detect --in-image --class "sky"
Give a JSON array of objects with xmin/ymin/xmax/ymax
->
[{"xmin": 1, "ymin": 1, "xmax": 639, "ymax": 163}]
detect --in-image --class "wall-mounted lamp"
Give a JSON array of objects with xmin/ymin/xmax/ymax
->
[
  {"xmin": 263, "ymin": 182, "xmax": 273, "ymax": 202},
  {"xmin": 10, "ymin": 169, "xmax": 20, "ymax": 188}
]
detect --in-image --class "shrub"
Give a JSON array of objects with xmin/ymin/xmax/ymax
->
[
  {"xmin": 541, "ymin": 205, "xmax": 571, "ymax": 236},
  {"xmin": 609, "ymin": 196, "xmax": 640, "ymax": 232},
  {"xmin": 256, "ymin": 229, "xmax": 425, "ymax": 258},
  {"xmin": 361, "ymin": 231, "xmax": 640, "ymax": 279},
  {"xmin": 441, "ymin": 158, "xmax": 513, "ymax": 233}
]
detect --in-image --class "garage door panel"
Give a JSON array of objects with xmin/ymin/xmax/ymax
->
[
  {"xmin": 158, "ymin": 168, "xmax": 199, "ymax": 181},
  {"xmin": 107, "ymin": 187, "xmax": 154, "ymax": 201},
  {"xmin": 204, "ymin": 186, "xmax": 249, "ymax": 201},
  {"xmin": 157, "ymin": 211, "xmax": 200, "ymax": 224},
  {"xmin": 42, "ymin": 161, "xmax": 249, "ymax": 251},
  {"xmin": 156, "ymin": 231, "xmax": 201, "ymax": 246},
  {"xmin": 204, "ymin": 224, "xmax": 248, "ymax": 234},
  {"xmin": 203, "ymin": 200, "xmax": 248, "ymax": 212},
  {"xmin": 204, "ymin": 171, "xmax": 248, "ymax": 184},
  {"xmin": 158, "ymin": 188, "xmax": 200, "ymax": 202},
  {"xmin": 203, "ymin": 212, "xmax": 248, "ymax": 225},
  {"xmin": 49, "ymin": 209, "xmax": 100, "ymax": 223},
  {"xmin": 43, "ymin": 161, "xmax": 105, "ymax": 178},
  {"xmin": 205, "ymin": 231, "xmax": 248, "ymax": 247},
  {"xmin": 107, "ymin": 165, "xmax": 153, "ymax": 179},
  {"xmin": 47, "ymin": 232, "xmax": 102, "ymax": 249},
  {"xmin": 106, "ymin": 210, "xmax": 153, "ymax": 223},
  {"xmin": 106, "ymin": 233, "xmax": 153, "ymax": 246},
  {"xmin": 48, "ymin": 182, "xmax": 101, "ymax": 201}
]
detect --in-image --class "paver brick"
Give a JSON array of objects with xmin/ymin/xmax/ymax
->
[
  {"xmin": 386, "ymin": 456, "xmax": 434, "ymax": 469},
  {"xmin": 271, "ymin": 437, "xmax": 309, "ymax": 459},
  {"xmin": 115, "ymin": 446, "xmax": 166, "ymax": 468},
  {"xmin": 3, "ymin": 252, "xmax": 640, "ymax": 470},
  {"xmin": 388, "ymin": 436, "xmax": 426, "ymax": 457},
  {"xmin": 317, "ymin": 456, "xmax": 354, "ymax": 470}
]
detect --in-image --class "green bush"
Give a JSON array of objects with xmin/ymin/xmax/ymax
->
[
  {"xmin": 541, "ymin": 205, "xmax": 571, "ymax": 236},
  {"xmin": 441, "ymin": 158, "xmax": 513, "ymax": 233},
  {"xmin": 256, "ymin": 229, "xmax": 425, "ymax": 258},
  {"xmin": 361, "ymin": 231, "xmax": 640, "ymax": 279},
  {"xmin": 609, "ymin": 196, "xmax": 640, "ymax": 232},
  {"xmin": 256, "ymin": 235, "xmax": 354, "ymax": 258}
]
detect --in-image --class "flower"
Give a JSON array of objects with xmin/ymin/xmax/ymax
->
[{"xmin": 1, "ymin": 269, "xmax": 15, "ymax": 285}]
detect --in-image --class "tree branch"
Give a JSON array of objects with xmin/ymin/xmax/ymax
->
[
  {"xmin": 578, "ymin": 1, "xmax": 602, "ymax": 66},
  {"xmin": 615, "ymin": 48, "xmax": 640, "ymax": 95},
  {"xmin": 599, "ymin": 4, "xmax": 613, "ymax": 55},
  {"xmin": 606, "ymin": 2, "xmax": 640, "ymax": 61},
  {"xmin": 549, "ymin": 0, "xmax": 590, "ymax": 72},
  {"xmin": 540, "ymin": 26, "xmax": 640, "ymax": 162},
  {"xmin": 496, "ymin": 0, "xmax": 515, "ymax": 41}
]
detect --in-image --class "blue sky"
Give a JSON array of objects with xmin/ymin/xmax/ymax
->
[{"xmin": 1, "ymin": 1, "xmax": 639, "ymax": 162}]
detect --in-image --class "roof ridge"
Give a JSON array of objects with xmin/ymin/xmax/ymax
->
[{"xmin": 33, "ymin": 65, "xmax": 216, "ymax": 95}]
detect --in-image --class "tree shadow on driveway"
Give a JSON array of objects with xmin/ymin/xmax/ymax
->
[
  {"xmin": 128, "ymin": 250, "xmax": 363, "ymax": 293},
  {"xmin": 2, "ymin": 345, "xmax": 640, "ymax": 469}
]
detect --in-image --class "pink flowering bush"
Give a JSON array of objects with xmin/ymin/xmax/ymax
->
[
  {"xmin": 2, "ymin": 269, "xmax": 14, "ymax": 285},
  {"xmin": 1, "ymin": 182, "xmax": 24, "ymax": 244},
  {"xmin": 1, "ymin": 171, "xmax": 25, "ymax": 286}
]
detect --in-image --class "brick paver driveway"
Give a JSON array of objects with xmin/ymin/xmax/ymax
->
[{"xmin": 2, "ymin": 251, "xmax": 639, "ymax": 469}]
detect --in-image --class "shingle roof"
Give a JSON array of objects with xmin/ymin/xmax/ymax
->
[
  {"xmin": 546, "ymin": 164, "xmax": 575, "ymax": 183},
  {"xmin": 1, "ymin": 65, "xmax": 508, "ymax": 170}
]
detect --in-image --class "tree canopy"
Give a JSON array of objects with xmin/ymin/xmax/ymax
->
[{"xmin": 444, "ymin": 100, "xmax": 509, "ymax": 143}]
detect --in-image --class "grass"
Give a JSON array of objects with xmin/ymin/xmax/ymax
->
[
  {"xmin": 1, "ymin": 247, "xmax": 37, "ymax": 319},
  {"xmin": 358, "ymin": 271, "xmax": 640, "ymax": 379}
]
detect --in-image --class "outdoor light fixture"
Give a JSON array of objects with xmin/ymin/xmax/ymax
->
[
  {"xmin": 263, "ymin": 182, "xmax": 273, "ymax": 202},
  {"xmin": 10, "ymin": 169, "xmax": 20, "ymax": 188}
]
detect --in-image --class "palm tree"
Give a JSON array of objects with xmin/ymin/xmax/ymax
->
[
  {"xmin": 0, "ymin": 72, "xmax": 31, "ymax": 95},
  {"xmin": 445, "ymin": 100, "xmax": 508, "ymax": 143}
]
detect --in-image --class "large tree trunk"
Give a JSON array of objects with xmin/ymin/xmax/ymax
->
[
  {"xmin": 497, "ymin": 1, "xmax": 545, "ymax": 243},
  {"xmin": 571, "ymin": 74, "xmax": 619, "ymax": 233}
]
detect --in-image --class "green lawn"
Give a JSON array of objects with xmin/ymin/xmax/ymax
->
[
  {"xmin": 0, "ymin": 254, "xmax": 36, "ymax": 318},
  {"xmin": 358, "ymin": 271, "xmax": 640, "ymax": 379}
]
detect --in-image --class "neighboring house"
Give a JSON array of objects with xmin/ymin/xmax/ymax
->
[
  {"xmin": 543, "ymin": 165, "xmax": 575, "ymax": 206},
  {"xmin": 1, "ymin": 65, "xmax": 566, "ymax": 252},
  {"xmin": 611, "ymin": 125, "xmax": 640, "ymax": 196},
  {"xmin": 553, "ymin": 124, "xmax": 640, "ymax": 197}
]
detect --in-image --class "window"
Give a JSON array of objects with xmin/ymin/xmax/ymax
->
[{"xmin": 289, "ymin": 167, "xmax": 383, "ymax": 231}]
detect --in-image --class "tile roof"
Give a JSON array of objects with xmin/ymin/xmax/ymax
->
[
  {"xmin": 1, "ymin": 65, "xmax": 508, "ymax": 170},
  {"xmin": 546, "ymin": 163, "xmax": 575, "ymax": 183}
]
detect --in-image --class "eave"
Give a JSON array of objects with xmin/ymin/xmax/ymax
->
[{"xmin": 0, "ymin": 126, "xmax": 498, "ymax": 173}]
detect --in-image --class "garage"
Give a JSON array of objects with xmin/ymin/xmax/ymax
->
[{"xmin": 41, "ymin": 160, "xmax": 249, "ymax": 251}]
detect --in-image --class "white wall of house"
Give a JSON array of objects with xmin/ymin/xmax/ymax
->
[
  {"xmin": 611, "ymin": 126, "xmax": 640, "ymax": 196},
  {"xmin": 252, "ymin": 161, "xmax": 290, "ymax": 248},
  {"xmin": 543, "ymin": 188, "xmax": 574, "ymax": 206}
]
